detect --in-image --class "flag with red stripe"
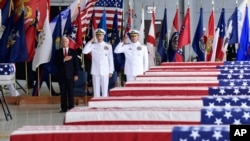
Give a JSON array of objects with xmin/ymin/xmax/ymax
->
[{"xmin": 80, "ymin": 0, "xmax": 123, "ymax": 36}]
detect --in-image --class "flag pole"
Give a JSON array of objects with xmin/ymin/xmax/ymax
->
[
  {"xmin": 153, "ymin": 1, "xmax": 156, "ymax": 66},
  {"xmin": 19, "ymin": 0, "xmax": 28, "ymax": 96},
  {"xmin": 46, "ymin": 3, "xmax": 52, "ymax": 97},
  {"xmin": 49, "ymin": 73, "xmax": 52, "ymax": 96},
  {"xmin": 25, "ymin": 62, "xmax": 29, "ymax": 95},
  {"xmin": 77, "ymin": 0, "xmax": 85, "ymax": 72},
  {"xmin": 37, "ymin": 66, "xmax": 40, "ymax": 96},
  {"xmin": 81, "ymin": 40, "xmax": 85, "ymax": 72},
  {"xmin": 187, "ymin": 0, "xmax": 191, "ymax": 62}
]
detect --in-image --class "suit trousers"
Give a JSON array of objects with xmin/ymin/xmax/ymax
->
[
  {"xmin": 92, "ymin": 75, "xmax": 109, "ymax": 97},
  {"xmin": 59, "ymin": 78, "xmax": 74, "ymax": 111}
]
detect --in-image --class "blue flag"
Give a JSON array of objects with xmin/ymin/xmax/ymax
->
[
  {"xmin": 228, "ymin": 7, "xmax": 238, "ymax": 44},
  {"xmin": 110, "ymin": 10, "xmax": 124, "ymax": 72},
  {"xmin": 167, "ymin": 8, "xmax": 179, "ymax": 62},
  {"xmin": 98, "ymin": 10, "xmax": 108, "ymax": 42},
  {"xmin": 9, "ymin": 11, "xmax": 28, "ymax": 63},
  {"xmin": 63, "ymin": 9, "xmax": 72, "ymax": 36},
  {"xmin": 45, "ymin": 14, "xmax": 62, "ymax": 74},
  {"xmin": 237, "ymin": 6, "xmax": 249, "ymax": 61},
  {"xmin": 157, "ymin": 8, "xmax": 168, "ymax": 62},
  {"xmin": 0, "ymin": 4, "xmax": 13, "ymax": 63},
  {"xmin": 1, "ymin": 0, "xmax": 10, "ymax": 25},
  {"xmin": 192, "ymin": 8, "xmax": 204, "ymax": 61}
]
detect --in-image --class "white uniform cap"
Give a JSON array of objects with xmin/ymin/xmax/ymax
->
[
  {"xmin": 95, "ymin": 28, "xmax": 106, "ymax": 35},
  {"xmin": 129, "ymin": 30, "xmax": 140, "ymax": 36}
]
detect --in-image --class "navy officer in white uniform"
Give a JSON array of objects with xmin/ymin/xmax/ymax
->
[
  {"xmin": 114, "ymin": 30, "xmax": 149, "ymax": 81},
  {"xmin": 82, "ymin": 28, "xmax": 114, "ymax": 97}
]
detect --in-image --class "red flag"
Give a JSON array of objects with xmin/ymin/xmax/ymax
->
[
  {"xmin": 178, "ymin": 7, "xmax": 190, "ymax": 48},
  {"xmin": 171, "ymin": 8, "xmax": 183, "ymax": 62},
  {"xmin": 206, "ymin": 8, "xmax": 215, "ymax": 61},
  {"xmin": 0, "ymin": 0, "xmax": 6, "ymax": 9},
  {"xmin": 15, "ymin": 0, "xmax": 49, "ymax": 62},
  {"xmin": 124, "ymin": 3, "xmax": 133, "ymax": 38},
  {"xmin": 147, "ymin": 9, "xmax": 156, "ymax": 67},
  {"xmin": 75, "ymin": 6, "xmax": 83, "ymax": 47}
]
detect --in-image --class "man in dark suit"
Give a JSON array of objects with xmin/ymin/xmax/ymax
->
[{"xmin": 54, "ymin": 36, "xmax": 79, "ymax": 113}]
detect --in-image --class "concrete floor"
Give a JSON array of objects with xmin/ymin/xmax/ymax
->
[
  {"xmin": 0, "ymin": 104, "xmax": 65, "ymax": 141},
  {"xmin": 0, "ymin": 80, "xmax": 64, "ymax": 141}
]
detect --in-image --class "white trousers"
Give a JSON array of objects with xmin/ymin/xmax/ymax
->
[
  {"xmin": 92, "ymin": 75, "xmax": 109, "ymax": 97},
  {"xmin": 126, "ymin": 75, "xmax": 136, "ymax": 81}
]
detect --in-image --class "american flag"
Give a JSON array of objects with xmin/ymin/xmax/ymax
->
[
  {"xmin": 203, "ymin": 96, "xmax": 250, "ymax": 107},
  {"xmin": 172, "ymin": 125, "xmax": 229, "ymax": 141},
  {"xmin": 208, "ymin": 86, "xmax": 250, "ymax": 96},
  {"xmin": 224, "ymin": 61, "xmax": 250, "ymax": 65},
  {"xmin": 216, "ymin": 65, "xmax": 250, "ymax": 70},
  {"xmin": 219, "ymin": 79, "xmax": 250, "ymax": 87},
  {"xmin": 80, "ymin": 0, "xmax": 123, "ymax": 36},
  {"xmin": 217, "ymin": 73, "xmax": 250, "ymax": 79},
  {"xmin": 220, "ymin": 69, "xmax": 250, "ymax": 74},
  {"xmin": 201, "ymin": 107, "xmax": 250, "ymax": 125},
  {"xmin": 0, "ymin": 64, "xmax": 15, "ymax": 75}
]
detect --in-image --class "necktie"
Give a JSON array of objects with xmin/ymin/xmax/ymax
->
[{"xmin": 64, "ymin": 49, "xmax": 67, "ymax": 57}]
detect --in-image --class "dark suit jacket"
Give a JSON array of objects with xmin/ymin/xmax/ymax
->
[{"xmin": 54, "ymin": 48, "xmax": 79, "ymax": 80}]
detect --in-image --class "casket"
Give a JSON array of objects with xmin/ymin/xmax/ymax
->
[{"xmin": 0, "ymin": 63, "xmax": 15, "ymax": 85}]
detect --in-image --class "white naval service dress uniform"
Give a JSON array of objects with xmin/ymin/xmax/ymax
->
[
  {"xmin": 82, "ymin": 41, "xmax": 114, "ymax": 97},
  {"xmin": 114, "ymin": 41, "xmax": 148, "ymax": 81}
]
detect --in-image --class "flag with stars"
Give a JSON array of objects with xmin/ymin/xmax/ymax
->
[
  {"xmin": 219, "ymin": 79, "xmax": 250, "ymax": 87},
  {"xmin": 217, "ymin": 73, "xmax": 250, "ymax": 79},
  {"xmin": 201, "ymin": 107, "xmax": 250, "ymax": 125},
  {"xmin": 220, "ymin": 69, "xmax": 250, "ymax": 74},
  {"xmin": 211, "ymin": 8, "xmax": 225, "ymax": 61},
  {"xmin": 9, "ymin": 10, "xmax": 28, "ymax": 63},
  {"xmin": 216, "ymin": 65, "xmax": 250, "ymax": 70},
  {"xmin": 80, "ymin": 0, "xmax": 123, "ymax": 36},
  {"xmin": 0, "ymin": 64, "xmax": 15, "ymax": 75},
  {"xmin": 224, "ymin": 61, "xmax": 250, "ymax": 65},
  {"xmin": 203, "ymin": 96, "xmax": 250, "ymax": 107},
  {"xmin": 208, "ymin": 86, "xmax": 250, "ymax": 96},
  {"xmin": 64, "ymin": 8, "xmax": 83, "ymax": 49},
  {"xmin": 172, "ymin": 125, "xmax": 229, "ymax": 141}
]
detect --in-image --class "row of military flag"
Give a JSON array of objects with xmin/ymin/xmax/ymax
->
[{"xmin": 154, "ymin": 0, "xmax": 250, "ymax": 63}]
